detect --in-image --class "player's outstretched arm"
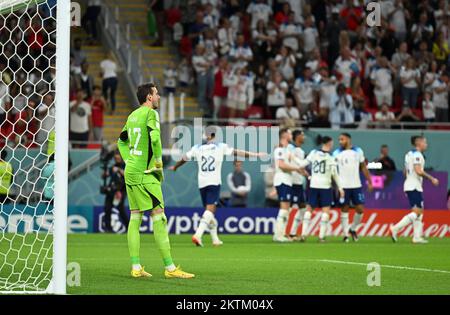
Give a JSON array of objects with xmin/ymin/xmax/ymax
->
[
  {"xmin": 233, "ymin": 149, "xmax": 267, "ymax": 159},
  {"xmin": 169, "ymin": 155, "xmax": 189, "ymax": 171},
  {"xmin": 117, "ymin": 126, "xmax": 130, "ymax": 162},
  {"xmin": 414, "ymin": 164, "xmax": 439, "ymax": 186}
]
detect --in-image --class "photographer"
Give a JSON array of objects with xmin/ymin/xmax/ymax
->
[{"xmin": 102, "ymin": 151, "xmax": 128, "ymax": 233}]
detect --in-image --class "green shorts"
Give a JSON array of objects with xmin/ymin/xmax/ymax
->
[{"xmin": 126, "ymin": 183, "xmax": 165, "ymax": 212}]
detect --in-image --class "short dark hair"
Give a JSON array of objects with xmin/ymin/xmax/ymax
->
[
  {"xmin": 316, "ymin": 135, "xmax": 332, "ymax": 146},
  {"xmin": 136, "ymin": 83, "xmax": 156, "ymax": 105},
  {"xmin": 279, "ymin": 128, "xmax": 290, "ymax": 139},
  {"xmin": 93, "ymin": 85, "xmax": 101, "ymax": 91},
  {"xmin": 340, "ymin": 132, "xmax": 352, "ymax": 139},
  {"xmin": 411, "ymin": 135, "xmax": 425, "ymax": 146},
  {"xmin": 381, "ymin": 144, "xmax": 388, "ymax": 149},
  {"xmin": 292, "ymin": 129, "xmax": 304, "ymax": 141}
]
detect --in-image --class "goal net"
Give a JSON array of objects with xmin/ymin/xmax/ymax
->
[{"xmin": 0, "ymin": 0, "xmax": 70, "ymax": 294}]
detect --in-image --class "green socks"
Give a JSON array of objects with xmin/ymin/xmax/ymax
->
[
  {"xmin": 152, "ymin": 213, "xmax": 174, "ymax": 268},
  {"xmin": 128, "ymin": 212, "xmax": 143, "ymax": 266}
]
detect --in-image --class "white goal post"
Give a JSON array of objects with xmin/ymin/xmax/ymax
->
[{"xmin": 0, "ymin": 0, "xmax": 70, "ymax": 294}]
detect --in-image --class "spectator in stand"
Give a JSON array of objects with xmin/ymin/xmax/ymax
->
[
  {"xmin": 76, "ymin": 61, "xmax": 94, "ymax": 100},
  {"xmin": 400, "ymin": 58, "xmax": 421, "ymax": 108},
  {"xmin": 411, "ymin": 11, "xmax": 434, "ymax": 49},
  {"xmin": 149, "ymin": 0, "xmax": 165, "ymax": 47},
  {"xmin": 433, "ymin": 32, "xmax": 450, "ymax": 65},
  {"xmin": 329, "ymin": 83, "xmax": 354, "ymax": 129},
  {"xmin": 309, "ymin": 107, "xmax": 331, "ymax": 128},
  {"xmin": 36, "ymin": 93, "xmax": 55, "ymax": 146},
  {"xmin": 69, "ymin": 90, "xmax": 92, "ymax": 149},
  {"xmin": 302, "ymin": 14, "xmax": 319, "ymax": 58},
  {"xmin": 213, "ymin": 57, "xmax": 229, "ymax": 119},
  {"xmin": 252, "ymin": 19, "xmax": 276, "ymax": 65},
  {"xmin": 217, "ymin": 17, "xmax": 235, "ymax": 57},
  {"xmin": 327, "ymin": 8, "xmax": 343, "ymax": 68},
  {"xmin": 275, "ymin": 46, "xmax": 296, "ymax": 83},
  {"xmin": 432, "ymin": 72, "xmax": 450, "ymax": 122},
  {"xmin": 279, "ymin": 11, "xmax": 302, "ymax": 55},
  {"xmin": 70, "ymin": 38, "xmax": 86, "ymax": 73},
  {"xmin": 387, "ymin": 0, "xmax": 409, "ymax": 42},
  {"xmin": 435, "ymin": 0, "xmax": 448, "ymax": 31},
  {"xmin": 192, "ymin": 44, "xmax": 214, "ymax": 117},
  {"xmin": 334, "ymin": 47, "xmax": 359, "ymax": 88},
  {"xmin": 276, "ymin": 96, "xmax": 299, "ymax": 126},
  {"xmin": 90, "ymin": 86, "xmax": 106, "ymax": 142},
  {"xmin": 353, "ymin": 99, "xmax": 373, "ymax": 129},
  {"xmin": 274, "ymin": 2, "xmax": 291, "ymax": 25},
  {"xmin": 189, "ymin": 10, "xmax": 208, "ymax": 47},
  {"xmin": 100, "ymin": 53, "xmax": 118, "ymax": 114},
  {"xmin": 203, "ymin": 2, "xmax": 219, "ymax": 30},
  {"xmin": 340, "ymin": 0, "xmax": 363, "ymax": 42},
  {"xmin": 375, "ymin": 103, "xmax": 396, "ymax": 128},
  {"xmin": 374, "ymin": 144, "xmax": 397, "ymax": 171},
  {"xmin": 414, "ymin": 40, "xmax": 435, "ymax": 73},
  {"xmin": 163, "ymin": 61, "xmax": 178, "ymax": 96},
  {"xmin": 13, "ymin": 96, "xmax": 39, "ymax": 148},
  {"xmin": 229, "ymin": 33, "xmax": 253, "ymax": 71},
  {"xmin": 305, "ymin": 48, "xmax": 325, "ymax": 74},
  {"xmin": 266, "ymin": 71, "xmax": 288, "ymax": 118},
  {"xmin": 350, "ymin": 76, "xmax": 366, "ymax": 105},
  {"xmin": 422, "ymin": 91, "xmax": 436, "ymax": 122},
  {"xmin": 396, "ymin": 107, "xmax": 420, "ymax": 126},
  {"xmin": 246, "ymin": 0, "xmax": 273, "ymax": 30},
  {"xmin": 227, "ymin": 160, "xmax": 251, "ymax": 208},
  {"xmin": 370, "ymin": 56, "xmax": 395, "ymax": 107},
  {"xmin": 224, "ymin": 66, "xmax": 254, "ymax": 119},
  {"xmin": 423, "ymin": 60, "xmax": 439, "ymax": 92},
  {"xmin": 293, "ymin": 67, "xmax": 315, "ymax": 113},
  {"xmin": 317, "ymin": 66, "xmax": 337, "ymax": 110},
  {"xmin": 82, "ymin": 0, "xmax": 102, "ymax": 42},
  {"xmin": 391, "ymin": 42, "xmax": 410, "ymax": 72},
  {"xmin": 177, "ymin": 57, "xmax": 192, "ymax": 93}
]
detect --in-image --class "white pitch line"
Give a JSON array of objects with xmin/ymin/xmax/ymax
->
[{"xmin": 318, "ymin": 259, "xmax": 450, "ymax": 275}]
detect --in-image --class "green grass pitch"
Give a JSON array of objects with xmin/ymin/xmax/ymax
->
[
  {"xmin": 2, "ymin": 234, "xmax": 450, "ymax": 294},
  {"xmin": 67, "ymin": 234, "xmax": 450, "ymax": 295}
]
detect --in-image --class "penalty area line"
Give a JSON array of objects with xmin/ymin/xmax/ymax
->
[{"xmin": 317, "ymin": 259, "xmax": 450, "ymax": 275}]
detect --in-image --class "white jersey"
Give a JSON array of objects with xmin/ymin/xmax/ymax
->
[
  {"xmin": 288, "ymin": 144, "xmax": 306, "ymax": 186},
  {"xmin": 404, "ymin": 150, "xmax": 425, "ymax": 192},
  {"xmin": 273, "ymin": 146, "xmax": 293, "ymax": 187},
  {"xmin": 185, "ymin": 142, "xmax": 234, "ymax": 189},
  {"xmin": 333, "ymin": 146, "xmax": 365, "ymax": 189},
  {"xmin": 301, "ymin": 150, "xmax": 339, "ymax": 189}
]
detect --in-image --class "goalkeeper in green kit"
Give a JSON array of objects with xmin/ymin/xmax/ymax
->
[{"xmin": 117, "ymin": 83, "xmax": 194, "ymax": 279}]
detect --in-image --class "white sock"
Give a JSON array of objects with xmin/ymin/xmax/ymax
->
[
  {"xmin": 319, "ymin": 212, "xmax": 330, "ymax": 239},
  {"xmin": 301, "ymin": 211, "xmax": 312, "ymax": 237},
  {"xmin": 413, "ymin": 214, "xmax": 423, "ymax": 240},
  {"xmin": 165, "ymin": 264, "xmax": 176, "ymax": 272},
  {"xmin": 289, "ymin": 207, "xmax": 305, "ymax": 236},
  {"xmin": 341, "ymin": 212, "xmax": 349, "ymax": 237},
  {"xmin": 393, "ymin": 212, "xmax": 417, "ymax": 232},
  {"xmin": 195, "ymin": 210, "xmax": 214, "ymax": 239},
  {"xmin": 350, "ymin": 213, "xmax": 363, "ymax": 231},
  {"xmin": 132, "ymin": 264, "xmax": 142, "ymax": 271},
  {"xmin": 274, "ymin": 209, "xmax": 289, "ymax": 239},
  {"xmin": 209, "ymin": 218, "xmax": 220, "ymax": 243}
]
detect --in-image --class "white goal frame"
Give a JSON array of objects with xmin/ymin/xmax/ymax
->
[{"xmin": 0, "ymin": 0, "xmax": 71, "ymax": 295}]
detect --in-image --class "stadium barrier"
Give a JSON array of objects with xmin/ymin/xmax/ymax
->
[{"xmin": 1, "ymin": 205, "xmax": 449, "ymax": 237}]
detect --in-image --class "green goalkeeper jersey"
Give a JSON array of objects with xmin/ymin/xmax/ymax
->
[{"xmin": 117, "ymin": 106, "xmax": 163, "ymax": 185}]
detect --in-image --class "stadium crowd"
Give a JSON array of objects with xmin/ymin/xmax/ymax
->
[
  {"xmin": 159, "ymin": 0, "xmax": 450, "ymax": 127},
  {"xmin": 0, "ymin": 3, "xmax": 108, "ymax": 151}
]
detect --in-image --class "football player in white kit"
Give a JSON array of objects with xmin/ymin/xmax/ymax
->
[
  {"xmin": 333, "ymin": 133, "xmax": 373, "ymax": 242},
  {"xmin": 390, "ymin": 136, "xmax": 439, "ymax": 244},
  {"xmin": 287, "ymin": 130, "xmax": 309, "ymax": 241},
  {"xmin": 272, "ymin": 128, "xmax": 304, "ymax": 242},
  {"xmin": 170, "ymin": 127, "xmax": 265, "ymax": 247},
  {"xmin": 297, "ymin": 136, "xmax": 344, "ymax": 242}
]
